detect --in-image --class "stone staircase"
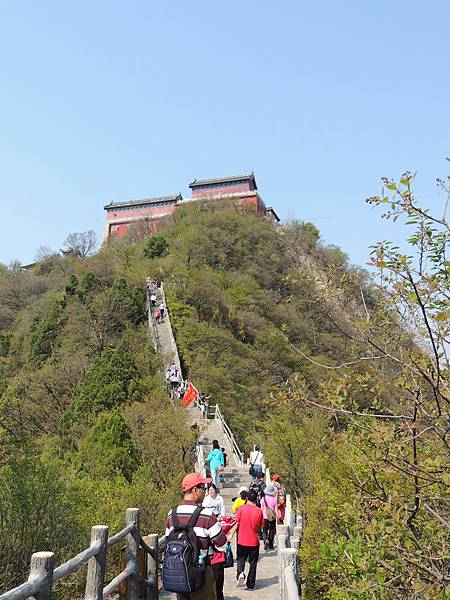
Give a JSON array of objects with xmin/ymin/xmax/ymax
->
[{"xmin": 196, "ymin": 418, "xmax": 250, "ymax": 514}]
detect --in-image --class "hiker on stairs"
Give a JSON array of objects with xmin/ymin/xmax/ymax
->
[
  {"xmin": 226, "ymin": 488, "xmax": 264, "ymax": 592},
  {"xmin": 207, "ymin": 440, "xmax": 224, "ymax": 486},
  {"xmin": 203, "ymin": 483, "xmax": 225, "ymax": 519},
  {"xmin": 164, "ymin": 473, "xmax": 227, "ymax": 600}
]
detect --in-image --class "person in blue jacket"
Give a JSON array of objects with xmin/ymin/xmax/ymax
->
[{"xmin": 207, "ymin": 440, "xmax": 224, "ymax": 486}]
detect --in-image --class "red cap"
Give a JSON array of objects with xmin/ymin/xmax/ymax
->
[
  {"xmin": 272, "ymin": 473, "xmax": 281, "ymax": 482},
  {"xmin": 181, "ymin": 473, "xmax": 212, "ymax": 492}
]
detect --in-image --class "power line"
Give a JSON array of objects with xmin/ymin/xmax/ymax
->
[{"xmin": 302, "ymin": 190, "xmax": 446, "ymax": 221}]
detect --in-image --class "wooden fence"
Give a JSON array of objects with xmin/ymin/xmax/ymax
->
[{"xmin": 0, "ymin": 508, "xmax": 165, "ymax": 600}]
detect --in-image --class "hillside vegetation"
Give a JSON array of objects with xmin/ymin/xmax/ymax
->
[{"xmin": 1, "ymin": 179, "xmax": 449, "ymax": 598}]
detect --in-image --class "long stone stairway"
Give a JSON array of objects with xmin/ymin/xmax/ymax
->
[{"xmin": 149, "ymin": 282, "xmax": 281, "ymax": 599}]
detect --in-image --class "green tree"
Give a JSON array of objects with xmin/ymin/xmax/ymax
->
[
  {"xmin": 76, "ymin": 411, "xmax": 141, "ymax": 481},
  {"xmin": 70, "ymin": 345, "xmax": 141, "ymax": 419},
  {"xmin": 143, "ymin": 234, "xmax": 169, "ymax": 258}
]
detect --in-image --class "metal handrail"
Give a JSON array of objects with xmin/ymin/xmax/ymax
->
[{"xmin": 214, "ymin": 405, "xmax": 245, "ymax": 466}]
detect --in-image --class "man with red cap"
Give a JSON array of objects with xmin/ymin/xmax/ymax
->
[{"xmin": 165, "ymin": 472, "xmax": 227, "ymax": 599}]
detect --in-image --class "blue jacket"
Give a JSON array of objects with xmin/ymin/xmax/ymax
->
[{"xmin": 207, "ymin": 449, "xmax": 224, "ymax": 471}]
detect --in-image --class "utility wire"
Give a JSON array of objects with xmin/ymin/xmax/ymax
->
[{"xmin": 302, "ymin": 190, "xmax": 446, "ymax": 221}]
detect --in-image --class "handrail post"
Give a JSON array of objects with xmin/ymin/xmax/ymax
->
[
  {"xmin": 28, "ymin": 552, "xmax": 55, "ymax": 600},
  {"xmin": 84, "ymin": 525, "xmax": 108, "ymax": 600},
  {"xmin": 144, "ymin": 534, "xmax": 158, "ymax": 600},
  {"xmin": 125, "ymin": 508, "xmax": 140, "ymax": 600},
  {"xmin": 279, "ymin": 548, "xmax": 296, "ymax": 600}
]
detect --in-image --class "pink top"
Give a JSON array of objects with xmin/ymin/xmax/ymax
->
[{"xmin": 260, "ymin": 494, "xmax": 278, "ymax": 520}]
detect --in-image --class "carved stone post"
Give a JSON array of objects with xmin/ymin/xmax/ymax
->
[
  {"xmin": 125, "ymin": 508, "xmax": 140, "ymax": 600},
  {"xmin": 85, "ymin": 525, "xmax": 108, "ymax": 600},
  {"xmin": 28, "ymin": 552, "xmax": 55, "ymax": 600},
  {"xmin": 279, "ymin": 548, "xmax": 296, "ymax": 600}
]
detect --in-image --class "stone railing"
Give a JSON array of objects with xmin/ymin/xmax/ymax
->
[
  {"xmin": 0, "ymin": 508, "xmax": 164, "ymax": 600},
  {"xmin": 277, "ymin": 518, "xmax": 303, "ymax": 600},
  {"xmin": 159, "ymin": 283, "xmax": 182, "ymax": 374}
]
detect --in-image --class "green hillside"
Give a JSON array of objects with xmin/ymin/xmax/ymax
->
[{"xmin": 0, "ymin": 186, "xmax": 448, "ymax": 598}]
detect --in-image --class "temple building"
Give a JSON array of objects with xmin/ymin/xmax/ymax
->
[{"xmin": 104, "ymin": 173, "xmax": 279, "ymax": 240}]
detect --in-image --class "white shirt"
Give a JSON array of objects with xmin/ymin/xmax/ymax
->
[
  {"xmin": 250, "ymin": 450, "xmax": 264, "ymax": 466},
  {"xmin": 203, "ymin": 494, "xmax": 226, "ymax": 517}
]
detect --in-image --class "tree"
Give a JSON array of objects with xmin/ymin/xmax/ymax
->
[
  {"xmin": 143, "ymin": 234, "xmax": 169, "ymax": 258},
  {"xmin": 62, "ymin": 231, "xmax": 97, "ymax": 258}
]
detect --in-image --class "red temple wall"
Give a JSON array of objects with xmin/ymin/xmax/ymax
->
[{"xmin": 191, "ymin": 182, "xmax": 252, "ymax": 198}]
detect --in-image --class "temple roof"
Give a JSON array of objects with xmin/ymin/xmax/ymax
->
[
  {"xmin": 189, "ymin": 173, "xmax": 257, "ymax": 190},
  {"xmin": 104, "ymin": 194, "xmax": 182, "ymax": 210}
]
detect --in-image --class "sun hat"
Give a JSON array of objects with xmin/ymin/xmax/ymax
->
[
  {"xmin": 264, "ymin": 485, "xmax": 277, "ymax": 496},
  {"xmin": 181, "ymin": 473, "xmax": 212, "ymax": 492},
  {"xmin": 272, "ymin": 473, "xmax": 281, "ymax": 482}
]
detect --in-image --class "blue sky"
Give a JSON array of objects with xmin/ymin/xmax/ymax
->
[{"xmin": 0, "ymin": 0, "xmax": 448, "ymax": 267}]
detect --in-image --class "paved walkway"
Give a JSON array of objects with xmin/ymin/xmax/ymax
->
[{"xmin": 149, "ymin": 281, "xmax": 279, "ymax": 598}]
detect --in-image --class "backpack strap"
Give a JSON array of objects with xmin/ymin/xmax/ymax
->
[
  {"xmin": 250, "ymin": 451, "xmax": 260, "ymax": 468},
  {"xmin": 171, "ymin": 505, "xmax": 204, "ymax": 531},
  {"xmin": 187, "ymin": 505, "xmax": 204, "ymax": 529}
]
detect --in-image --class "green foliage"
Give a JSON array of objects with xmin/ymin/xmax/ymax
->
[
  {"xmin": 76, "ymin": 411, "xmax": 141, "ymax": 481},
  {"xmin": 28, "ymin": 300, "xmax": 63, "ymax": 364},
  {"xmin": 0, "ymin": 333, "xmax": 11, "ymax": 357},
  {"xmin": 70, "ymin": 345, "xmax": 141, "ymax": 419},
  {"xmin": 0, "ymin": 446, "xmax": 86, "ymax": 589},
  {"xmin": 64, "ymin": 274, "xmax": 78, "ymax": 296},
  {"xmin": 143, "ymin": 234, "xmax": 169, "ymax": 258}
]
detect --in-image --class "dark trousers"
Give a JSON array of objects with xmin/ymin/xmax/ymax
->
[
  {"xmin": 236, "ymin": 543, "xmax": 259, "ymax": 590},
  {"xmin": 211, "ymin": 562, "xmax": 224, "ymax": 600},
  {"xmin": 263, "ymin": 518, "xmax": 276, "ymax": 549}
]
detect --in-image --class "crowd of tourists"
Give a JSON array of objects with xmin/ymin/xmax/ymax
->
[
  {"xmin": 163, "ymin": 440, "xmax": 286, "ymax": 599},
  {"xmin": 147, "ymin": 277, "xmax": 286, "ymax": 596}
]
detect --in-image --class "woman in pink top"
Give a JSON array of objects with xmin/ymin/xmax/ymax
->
[{"xmin": 261, "ymin": 485, "xmax": 278, "ymax": 550}]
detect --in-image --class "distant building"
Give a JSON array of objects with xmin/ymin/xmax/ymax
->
[
  {"xmin": 103, "ymin": 173, "xmax": 279, "ymax": 240},
  {"xmin": 104, "ymin": 194, "xmax": 182, "ymax": 239}
]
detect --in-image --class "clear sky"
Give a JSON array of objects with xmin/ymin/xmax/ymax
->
[{"xmin": 0, "ymin": 0, "xmax": 448, "ymax": 267}]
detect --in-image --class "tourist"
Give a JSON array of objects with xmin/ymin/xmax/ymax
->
[
  {"xmin": 150, "ymin": 293, "xmax": 157, "ymax": 308},
  {"xmin": 159, "ymin": 302, "xmax": 165, "ymax": 318},
  {"xmin": 249, "ymin": 444, "xmax": 265, "ymax": 478},
  {"xmin": 261, "ymin": 485, "xmax": 278, "ymax": 550},
  {"xmin": 203, "ymin": 483, "xmax": 226, "ymax": 518},
  {"xmin": 226, "ymin": 488, "xmax": 264, "ymax": 591},
  {"xmin": 154, "ymin": 309, "xmax": 161, "ymax": 323},
  {"xmin": 232, "ymin": 487, "xmax": 248, "ymax": 513},
  {"xmin": 207, "ymin": 440, "xmax": 224, "ymax": 486},
  {"xmin": 164, "ymin": 473, "xmax": 227, "ymax": 599},
  {"xmin": 272, "ymin": 473, "xmax": 286, "ymax": 524},
  {"xmin": 249, "ymin": 472, "xmax": 266, "ymax": 508},
  {"xmin": 219, "ymin": 447, "xmax": 227, "ymax": 483}
]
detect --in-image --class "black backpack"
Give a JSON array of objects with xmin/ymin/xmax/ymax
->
[
  {"xmin": 249, "ymin": 481, "xmax": 265, "ymax": 507},
  {"xmin": 162, "ymin": 505, "xmax": 205, "ymax": 593}
]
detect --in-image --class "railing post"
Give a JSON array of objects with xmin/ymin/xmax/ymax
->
[
  {"xmin": 279, "ymin": 548, "xmax": 296, "ymax": 600},
  {"xmin": 125, "ymin": 508, "xmax": 140, "ymax": 600},
  {"xmin": 144, "ymin": 534, "xmax": 159, "ymax": 600},
  {"xmin": 28, "ymin": 552, "xmax": 55, "ymax": 600},
  {"xmin": 84, "ymin": 525, "xmax": 108, "ymax": 600},
  {"xmin": 276, "ymin": 524, "xmax": 289, "ymax": 539}
]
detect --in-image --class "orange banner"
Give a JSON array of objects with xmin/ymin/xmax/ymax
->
[{"xmin": 181, "ymin": 383, "xmax": 199, "ymax": 408}]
